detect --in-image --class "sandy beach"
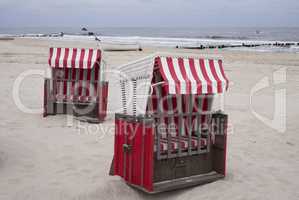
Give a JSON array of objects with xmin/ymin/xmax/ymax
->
[{"xmin": 0, "ymin": 38, "xmax": 299, "ymax": 200}]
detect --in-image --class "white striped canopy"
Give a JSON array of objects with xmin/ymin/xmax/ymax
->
[
  {"xmin": 157, "ymin": 56, "xmax": 229, "ymax": 94},
  {"xmin": 48, "ymin": 47, "xmax": 101, "ymax": 69},
  {"xmin": 117, "ymin": 53, "xmax": 230, "ymax": 116}
]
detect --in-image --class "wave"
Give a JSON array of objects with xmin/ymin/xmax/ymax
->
[
  {"xmin": 1, "ymin": 33, "xmax": 298, "ymax": 53},
  {"xmin": 204, "ymin": 35, "xmax": 249, "ymax": 40}
]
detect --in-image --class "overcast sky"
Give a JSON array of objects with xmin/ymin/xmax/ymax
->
[{"xmin": 1, "ymin": 0, "xmax": 299, "ymax": 27}]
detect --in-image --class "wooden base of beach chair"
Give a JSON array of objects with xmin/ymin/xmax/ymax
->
[
  {"xmin": 75, "ymin": 116, "xmax": 102, "ymax": 124},
  {"xmin": 129, "ymin": 171, "xmax": 224, "ymax": 194},
  {"xmin": 43, "ymin": 79, "xmax": 51, "ymax": 117},
  {"xmin": 43, "ymin": 81, "xmax": 108, "ymax": 123},
  {"xmin": 43, "ymin": 101, "xmax": 56, "ymax": 117},
  {"xmin": 111, "ymin": 113, "xmax": 228, "ymax": 193},
  {"xmin": 44, "ymin": 101, "xmax": 105, "ymax": 123},
  {"xmin": 44, "ymin": 102, "xmax": 105, "ymax": 122}
]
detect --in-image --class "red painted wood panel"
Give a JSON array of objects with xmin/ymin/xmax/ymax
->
[{"xmin": 113, "ymin": 118, "xmax": 154, "ymax": 192}]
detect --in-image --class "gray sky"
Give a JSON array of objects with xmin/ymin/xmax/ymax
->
[{"xmin": 1, "ymin": 0, "xmax": 299, "ymax": 27}]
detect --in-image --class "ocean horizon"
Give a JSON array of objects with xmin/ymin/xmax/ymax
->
[{"xmin": 1, "ymin": 26, "xmax": 299, "ymax": 42}]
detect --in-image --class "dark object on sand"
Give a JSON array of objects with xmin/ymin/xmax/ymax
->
[
  {"xmin": 109, "ymin": 53, "xmax": 230, "ymax": 193},
  {"xmin": 179, "ymin": 45, "xmax": 205, "ymax": 49},
  {"xmin": 95, "ymin": 36, "xmax": 101, "ymax": 42},
  {"xmin": 0, "ymin": 37, "xmax": 14, "ymax": 41},
  {"xmin": 88, "ymin": 32, "xmax": 94, "ymax": 36}
]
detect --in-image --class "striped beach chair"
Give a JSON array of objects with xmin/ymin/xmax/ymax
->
[
  {"xmin": 110, "ymin": 53, "xmax": 229, "ymax": 193},
  {"xmin": 43, "ymin": 47, "xmax": 108, "ymax": 122}
]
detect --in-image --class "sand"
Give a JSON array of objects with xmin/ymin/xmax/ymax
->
[{"xmin": 0, "ymin": 38, "xmax": 299, "ymax": 200}]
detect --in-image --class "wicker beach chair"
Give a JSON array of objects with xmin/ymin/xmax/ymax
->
[
  {"xmin": 109, "ymin": 53, "xmax": 229, "ymax": 193},
  {"xmin": 43, "ymin": 47, "xmax": 108, "ymax": 123}
]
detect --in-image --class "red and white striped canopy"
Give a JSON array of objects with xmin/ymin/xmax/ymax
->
[
  {"xmin": 157, "ymin": 56, "xmax": 229, "ymax": 94},
  {"xmin": 48, "ymin": 47, "xmax": 101, "ymax": 69}
]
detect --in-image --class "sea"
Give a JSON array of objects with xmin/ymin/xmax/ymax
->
[{"xmin": 1, "ymin": 27, "xmax": 299, "ymax": 52}]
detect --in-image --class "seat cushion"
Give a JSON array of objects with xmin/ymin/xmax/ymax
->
[
  {"xmin": 55, "ymin": 94, "xmax": 97, "ymax": 102},
  {"xmin": 157, "ymin": 137, "xmax": 207, "ymax": 153}
]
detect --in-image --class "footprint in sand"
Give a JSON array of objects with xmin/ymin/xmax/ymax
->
[
  {"xmin": 80, "ymin": 168, "xmax": 92, "ymax": 174},
  {"xmin": 54, "ymin": 155, "xmax": 74, "ymax": 163},
  {"xmin": 62, "ymin": 144, "xmax": 74, "ymax": 149},
  {"xmin": 49, "ymin": 180, "xmax": 61, "ymax": 186},
  {"xmin": 60, "ymin": 155, "xmax": 73, "ymax": 160},
  {"xmin": 55, "ymin": 165, "xmax": 76, "ymax": 174},
  {"xmin": 0, "ymin": 151, "xmax": 7, "ymax": 168},
  {"xmin": 7, "ymin": 178, "xmax": 21, "ymax": 184},
  {"xmin": 23, "ymin": 163, "xmax": 35, "ymax": 169}
]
